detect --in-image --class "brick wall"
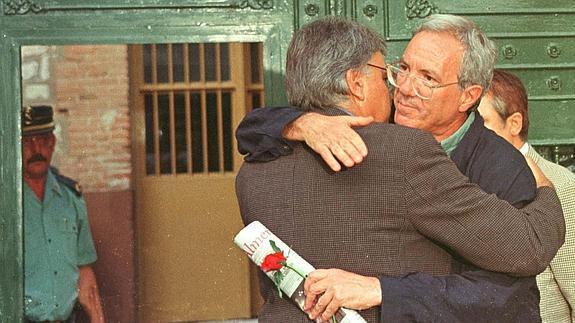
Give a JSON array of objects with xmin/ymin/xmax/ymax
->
[{"xmin": 22, "ymin": 45, "xmax": 131, "ymax": 192}]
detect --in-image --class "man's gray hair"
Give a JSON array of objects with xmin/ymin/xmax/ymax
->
[
  {"xmin": 285, "ymin": 16, "xmax": 386, "ymax": 111},
  {"xmin": 415, "ymin": 14, "xmax": 497, "ymax": 93}
]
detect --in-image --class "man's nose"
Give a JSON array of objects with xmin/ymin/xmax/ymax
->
[
  {"xmin": 397, "ymin": 74, "xmax": 417, "ymax": 97},
  {"xmin": 32, "ymin": 139, "xmax": 43, "ymax": 150}
]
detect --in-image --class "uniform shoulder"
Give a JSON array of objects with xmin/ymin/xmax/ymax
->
[{"xmin": 50, "ymin": 167, "xmax": 83, "ymax": 197}]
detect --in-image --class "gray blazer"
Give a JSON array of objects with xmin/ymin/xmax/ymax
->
[{"xmin": 236, "ymin": 119, "xmax": 564, "ymax": 323}]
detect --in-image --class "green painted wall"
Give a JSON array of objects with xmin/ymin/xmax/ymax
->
[{"xmin": 1, "ymin": 1, "xmax": 574, "ymax": 321}]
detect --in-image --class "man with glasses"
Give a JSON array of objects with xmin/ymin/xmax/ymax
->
[
  {"xmin": 236, "ymin": 14, "xmax": 550, "ymax": 322},
  {"xmin": 22, "ymin": 105, "xmax": 105, "ymax": 323}
]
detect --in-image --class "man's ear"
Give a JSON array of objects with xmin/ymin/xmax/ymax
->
[
  {"xmin": 346, "ymin": 69, "xmax": 366, "ymax": 102},
  {"xmin": 458, "ymin": 85, "xmax": 483, "ymax": 113},
  {"xmin": 505, "ymin": 111, "xmax": 523, "ymax": 137}
]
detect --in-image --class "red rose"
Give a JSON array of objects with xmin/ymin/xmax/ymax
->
[{"xmin": 261, "ymin": 251, "xmax": 286, "ymax": 272}]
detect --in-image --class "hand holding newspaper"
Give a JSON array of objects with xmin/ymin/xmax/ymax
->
[{"xmin": 234, "ymin": 221, "xmax": 367, "ymax": 323}]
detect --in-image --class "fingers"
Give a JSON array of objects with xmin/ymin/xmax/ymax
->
[
  {"xmin": 338, "ymin": 133, "xmax": 368, "ymax": 163},
  {"xmin": 342, "ymin": 115, "xmax": 372, "ymax": 156},
  {"xmin": 320, "ymin": 298, "xmax": 341, "ymax": 322},
  {"xmin": 294, "ymin": 114, "xmax": 369, "ymax": 171},
  {"xmin": 525, "ymin": 156, "xmax": 553, "ymax": 188},
  {"xmin": 308, "ymin": 290, "xmax": 335, "ymax": 321},
  {"xmin": 316, "ymin": 145, "xmax": 343, "ymax": 172},
  {"xmin": 304, "ymin": 270, "xmax": 329, "ymax": 295},
  {"xmin": 345, "ymin": 115, "xmax": 374, "ymax": 127},
  {"xmin": 304, "ymin": 269, "xmax": 382, "ymax": 320},
  {"xmin": 336, "ymin": 116, "xmax": 370, "ymax": 160},
  {"xmin": 304, "ymin": 291, "xmax": 319, "ymax": 313},
  {"xmin": 304, "ymin": 270, "xmax": 327, "ymax": 311},
  {"xmin": 314, "ymin": 136, "xmax": 366, "ymax": 172}
]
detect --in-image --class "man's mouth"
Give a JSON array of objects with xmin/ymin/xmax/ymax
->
[{"xmin": 395, "ymin": 100, "xmax": 419, "ymax": 111}]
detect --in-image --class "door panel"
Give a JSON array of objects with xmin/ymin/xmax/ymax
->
[
  {"xmin": 137, "ymin": 176, "xmax": 250, "ymax": 321},
  {"xmin": 131, "ymin": 42, "xmax": 263, "ymax": 322}
]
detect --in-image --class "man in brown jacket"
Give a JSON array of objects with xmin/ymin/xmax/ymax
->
[{"xmin": 235, "ymin": 16, "xmax": 564, "ymax": 323}]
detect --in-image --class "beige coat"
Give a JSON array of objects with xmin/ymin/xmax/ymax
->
[{"xmin": 530, "ymin": 145, "xmax": 575, "ymax": 323}]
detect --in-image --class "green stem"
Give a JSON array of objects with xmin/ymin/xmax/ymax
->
[{"xmin": 282, "ymin": 263, "xmax": 307, "ymax": 279}]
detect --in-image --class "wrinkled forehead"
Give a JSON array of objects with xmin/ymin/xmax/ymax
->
[
  {"xmin": 22, "ymin": 132, "xmax": 55, "ymax": 146},
  {"xmin": 403, "ymin": 31, "xmax": 464, "ymax": 75}
]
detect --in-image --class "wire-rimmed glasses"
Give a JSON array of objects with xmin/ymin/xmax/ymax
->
[{"xmin": 385, "ymin": 63, "xmax": 459, "ymax": 100}]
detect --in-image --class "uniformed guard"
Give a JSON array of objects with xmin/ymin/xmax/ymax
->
[{"xmin": 22, "ymin": 105, "xmax": 105, "ymax": 323}]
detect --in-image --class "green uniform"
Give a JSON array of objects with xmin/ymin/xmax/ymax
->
[{"xmin": 24, "ymin": 169, "xmax": 97, "ymax": 321}]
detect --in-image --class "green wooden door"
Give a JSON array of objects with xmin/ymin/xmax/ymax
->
[{"xmin": 1, "ymin": 1, "xmax": 574, "ymax": 321}]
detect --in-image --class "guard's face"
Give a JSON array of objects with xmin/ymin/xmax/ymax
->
[
  {"xmin": 393, "ymin": 31, "xmax": 467, "ymax": 140},
  {"xmin": 22, "ymin": 133, "xmax": 56, "ymax": 180}
]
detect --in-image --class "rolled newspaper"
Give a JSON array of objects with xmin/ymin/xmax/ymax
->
[{"xmin": 234, "ymin": 221, "xmax": 367, "ymax": 323}]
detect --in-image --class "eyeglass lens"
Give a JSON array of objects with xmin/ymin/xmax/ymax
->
[{"xmin": 387, "ymin": 66, "xmax": 433, "ymax": 100}]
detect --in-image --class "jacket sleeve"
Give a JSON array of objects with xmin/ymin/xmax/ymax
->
[
  {"xmin": 379, "ymin": 270, "xmax": 539, "ymax": 322},
  {"xmin": 235, "ymin": 106, "xmax": 304, "ymax": 162},
  {"xmin": 546, "ymin": 181, "xmax": 575, "ymax": 319},
  {"xmin": 404, "ymin": 131, "xmax": 565, "ymax": 276}
]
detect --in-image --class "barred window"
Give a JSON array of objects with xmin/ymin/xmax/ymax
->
[{"xmin": 132, "ymin": 43, "xmax": 264, "ymax": 175}]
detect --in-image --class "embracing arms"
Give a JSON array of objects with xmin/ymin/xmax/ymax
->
[
  {"xmin": 236, "ymin": 107, "xmax": 565, "ymax": 321},
  {"xmin": 236, "ymin": 106, "xmax": 371, "ymax": 170}
]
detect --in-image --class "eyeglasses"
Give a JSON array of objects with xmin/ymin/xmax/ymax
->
[
  {"xmin": 366, "ymin": 63, "xmax": 389, "ymax": 80},
  {"xmin": 386, "ymin": 63, "xmax": 459, "ymax": 100}
]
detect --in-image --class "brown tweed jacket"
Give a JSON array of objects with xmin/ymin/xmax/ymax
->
[{"xmin": 236, "ymin": 121, "xmax": 565, "ymax": 323}]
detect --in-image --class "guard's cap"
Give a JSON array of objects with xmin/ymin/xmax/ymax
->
[{"xmin": 22, "ymin": 105, "xmax": 55, "ymax": 136}]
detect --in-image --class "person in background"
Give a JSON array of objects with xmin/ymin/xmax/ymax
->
[
  {"xmin": 236, "ymin": 14, "xmax": 562, "ymax": 322},
  {"xmin": 478, "ymin": 69, "xmax": 575, "ymax": 323},
  {"xmin": 22, "ymin": 105, "xmax": 105, "ymax": 323}
]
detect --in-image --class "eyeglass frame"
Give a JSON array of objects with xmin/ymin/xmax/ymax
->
[
  {"xmin": 366, "ymin": 63, "xmax": 459, "ymax": 100},
  {"xmin": 365, "ymin": 63, "xmax": 389, "ymax": 80}
]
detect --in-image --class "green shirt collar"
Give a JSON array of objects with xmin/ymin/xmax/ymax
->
[{"xmin": 440, "ymin": 111, "xmax": 476, "ymax": 156}]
